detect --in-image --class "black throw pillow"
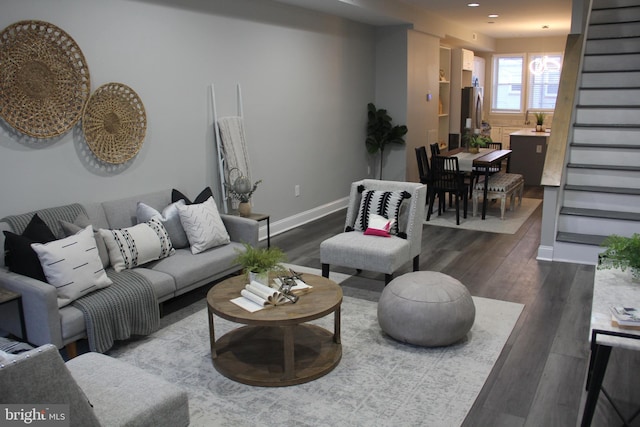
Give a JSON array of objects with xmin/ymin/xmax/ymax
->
[
  {"xmin": 3, "ymin": 214, "xmax": 57, "ymax": 282},
  {"xmin": 171, "ymin": 187, "xmax": 213, "ymax": 205}
]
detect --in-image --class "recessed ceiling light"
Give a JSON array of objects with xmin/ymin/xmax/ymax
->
[
  {"xmin": 467, "ymin": 3, "xmax": 480, "ymax": 7},
  {"xmin": 488, "ymin": 14, "xmax": 499, "ymax": 18}
]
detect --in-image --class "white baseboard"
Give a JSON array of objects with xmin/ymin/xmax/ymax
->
[
  {"xmin": 258, "ymin": 197, "xmax": 349, "ymax": 242},
  {"xmin": 536, "ymin": 245, "xmax": 554, "ymax": 262}
]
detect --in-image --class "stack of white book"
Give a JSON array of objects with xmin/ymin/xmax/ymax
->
[
  {"xmin": 231, "ymin": 279, "xmax": 312, "ymax": 312},
  {"xmin": 611, "ymin": 306, "xmax": 640, "ymax": 330}
]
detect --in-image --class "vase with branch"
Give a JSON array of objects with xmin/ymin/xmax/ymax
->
[
  {"xmin": 224, "ymin": 168, "xmax": 262, "ymax": 217},
  {"xmin": 365, "ymin": 103, "xmax": 408, "ymax": 179}
]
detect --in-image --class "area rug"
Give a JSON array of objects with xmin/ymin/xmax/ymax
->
[
  {"xmin": 424, "ymin": 197, "xmax": 541, "ymax": 234},
  {"xmin": 107, "ymin": 285, "xmax": 523, "ymax": 426}
]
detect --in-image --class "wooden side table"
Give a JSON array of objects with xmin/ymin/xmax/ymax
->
[
  {"xmin": 246, "ymin": 212, "xmax": 270, "ymax": 248},
  {"xmin": 0, "ymin": 287, "xmax": 27, "ymax": 342}
]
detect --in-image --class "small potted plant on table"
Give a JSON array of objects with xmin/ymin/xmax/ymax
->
[
  {"xmin": 462, "ymin": 128, "xmax": 491, "ymax": 154},
  {"xmin": 534, "ymin": 112, "xmax": 546, "ymax": 132},
  {"xmin": 598, "ymin": 233, "xmax": 640, "ymax": 282},
  {"xmin": 233, "ymin": 243, "xmax": 287, "ymax": 285}
]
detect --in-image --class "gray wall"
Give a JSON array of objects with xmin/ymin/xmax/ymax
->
[{"xmin": 0, "ymin": 0, "xmax": 376, "ymax": 235}]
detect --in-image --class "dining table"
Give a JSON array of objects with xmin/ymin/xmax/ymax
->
[{"xmin": 441, "ymin": 147, "xmax": 513, "ymax": 220}]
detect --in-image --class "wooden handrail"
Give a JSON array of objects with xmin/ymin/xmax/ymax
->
[{"xmin": 540, "ymin": 33, "xmax": 584, "ymax": 187}]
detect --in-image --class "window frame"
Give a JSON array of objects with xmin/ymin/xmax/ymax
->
[{"xmin": 490, "ymin": 52, "xmax": 563, "ymax": 115}]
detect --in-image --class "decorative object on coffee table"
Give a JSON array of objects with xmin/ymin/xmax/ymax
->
[
  {"xmin": 378, "ymin": 271, "xmax": 475, "ymax": 347},
  {"xmin": 233, "ymin": 243, "xmax": 286, "ymax": 285},
  {"xmin": 0, "ymin": 20, "xmax": 91, "ymax": 138},
  {"xmin": 82, "ymin": 82, "xmax": 147, "ymax": 164}
]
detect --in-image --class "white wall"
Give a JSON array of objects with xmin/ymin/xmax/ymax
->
[{"xmin": 0, "ymin": 0, "xmax": 376, "ymax": 229}]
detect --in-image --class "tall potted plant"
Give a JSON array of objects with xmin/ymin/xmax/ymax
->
[{"xmin": 365, "ymin": 103, "xmax": 408, "ymax": 179}]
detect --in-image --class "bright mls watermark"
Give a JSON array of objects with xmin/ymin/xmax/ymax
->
[{"xmin": 0, "ymin": 405, "xmax": 69, "ymax": 426}]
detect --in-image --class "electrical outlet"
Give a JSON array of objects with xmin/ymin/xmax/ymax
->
[
  {"xmin": 536, "ymin": 145, "xmax": 542, "ymax": 154},
  {"xmin": 367, "ymin": 165, "xmax": 371, "ymax": 175},
  {"xmin": 295, "ymin": 185, "xmax": 300, "ymax": 197}
]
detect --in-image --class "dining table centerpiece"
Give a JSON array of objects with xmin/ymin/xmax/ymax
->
[{"xmin": 462, "ymin": 128, "xmax": 491, "ymax": 154}]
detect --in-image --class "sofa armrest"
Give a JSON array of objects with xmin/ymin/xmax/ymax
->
[
  {"xmin": 0, "ymin": 269, "xmax": 63, "ymax": 348},
  {"xmin": 221, "ymin": 214, "xmax": 259, "ymax": 246}
]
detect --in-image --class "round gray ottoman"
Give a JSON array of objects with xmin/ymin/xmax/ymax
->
[{"xmin": 377, "ymin": 271, "xmax": 476, "ymax": 347}]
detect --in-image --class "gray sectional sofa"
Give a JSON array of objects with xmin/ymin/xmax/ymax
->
[{"xmin": 0, "ymin": 189, "xmax": 258, "ymax": 356}]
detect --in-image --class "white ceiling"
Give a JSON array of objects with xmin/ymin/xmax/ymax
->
[
  {"xmin": 275, "ymin": 0, "xmax": 573, "ymax": 39},
  {"xmin": 400, "ymin": 0, "xmax": 573, "ymax": 38}
]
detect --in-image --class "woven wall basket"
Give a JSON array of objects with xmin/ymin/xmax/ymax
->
[
  {"xmin": 82, "ymin": 82, "xmax": 147, "ymax": 164},
  {"xmin": 0, "ymin": 20, "xmax": 91, "ymax": 138}
]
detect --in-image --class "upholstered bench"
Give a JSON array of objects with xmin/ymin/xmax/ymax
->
[
  {"xmin": 377, "ymin": 271, "xmax": 475, "ymax": 347},
  {"xmin": 472, "ymin": 173, "xmax": 524, "ymax": 220}
]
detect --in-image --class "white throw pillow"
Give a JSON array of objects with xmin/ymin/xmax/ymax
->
[
  {"xmin": 136, "ymin": 200, "xmax": 189, "ymax": 249},
  {"xmin": 178, "ymin": 196, "xmax": 230, "ymax": 254},
  {"xmin": 364, "ymin": 213, "xmax": 395, "ymax": 237},
  {"xmin": 31, "ymin": 225, "xmax": 112, "ymax": 308},
  {"xmin": 353, "ymin": 189, "xmax": 409, "ymax": 236},
  {"xmin": 99, "ymin": 217, "xmax": 175, "ymax": 272}
]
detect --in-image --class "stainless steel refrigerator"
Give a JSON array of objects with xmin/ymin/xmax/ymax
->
[{"xmin": 461, "ymin": 86, "xmax": 483, "ymax": 134}]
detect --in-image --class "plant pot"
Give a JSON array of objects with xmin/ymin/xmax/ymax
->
[
  {"xmin": 536, "ymin": 125, "xmax": 543, "ymax": 132},
  {"xmin": 248, "ymin": 271, "xmax": 269, "ymax": 286},
  {"xmin": 238, "ymin": 202, "xmax": 251, "ymax": 217},
  {"xmin": 468, "ymin": 146, "xmax": 479, "ymax": 154}
]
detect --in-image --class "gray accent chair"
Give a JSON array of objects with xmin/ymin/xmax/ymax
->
[
  {"xmin": 320, "ymin": 179, "xmax": 427, "ymax": 285},
  {"xmin": 0, "ymin": 344, "xmax": 189, "ymax": 427}
]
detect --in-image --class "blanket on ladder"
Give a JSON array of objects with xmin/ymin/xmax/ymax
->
[
  {"xmin": 217, "ymin": 116, "xmax": 251, "ymax": 183},
  {"xmin": 72, "ymin": 269, "xmax": 160, "ymax": 353}
]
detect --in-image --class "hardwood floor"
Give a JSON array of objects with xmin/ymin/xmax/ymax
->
[
  {"xmin": 267, "ymin": 186, "xmax": 639, "ymax": 426},
  {"xmin": 157, "ymin": 185, "xmax": 638, "ymax": 426}
]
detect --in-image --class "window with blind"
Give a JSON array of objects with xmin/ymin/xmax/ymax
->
[
  {"xmin": 491, "ymin": 52, "xmax": 563, "ymax": 113},
  {"xmin": 492, "ymin": 55, "xmax": 524, "ymax": 112},
  {"xmin": 527, "ymin": 54, "xmax": 562, "ymax": 110}
]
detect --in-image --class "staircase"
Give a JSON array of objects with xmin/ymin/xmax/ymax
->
[{"xmin": 552, "ymin": 0, "xmax": 640, "ymax": 264}]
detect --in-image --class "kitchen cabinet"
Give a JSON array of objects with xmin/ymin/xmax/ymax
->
[
  {"xmin": 462, "ymin": 48, "xmax": 474, "ymax": 71},
  {"xmin": 500, "ymin": 127, "xmax": 521, "ymax": 149},
  {"xmin": 509, "ymin": 129, "xmax": 550, "ymax": 185},
  {"xmin": 438, "ymin": 46, "xmax": 451, "ymax": 150},
  {"xmin": 449, "ymin": 48, "xmax": 474, "ymax": 148}
]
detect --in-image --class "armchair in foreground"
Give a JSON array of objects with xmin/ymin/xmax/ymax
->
[{"xmin": 320, "ymin": 179, "xmax": 426, "ymax": 285}]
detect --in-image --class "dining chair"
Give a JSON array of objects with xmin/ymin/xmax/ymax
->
[
  {"xmin": 427, "ymin": 155, "xmax": 469, "ymax": 225},
  {"xmin": 429, "ymin": 143, "xmax": 440, "ymax": 159},
  {"xmin": 415, "ymin": 146, "xmax": 431, "ymax": 189}
]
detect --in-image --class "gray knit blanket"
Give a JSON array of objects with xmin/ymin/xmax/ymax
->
[
  {"xmin": 2, "ymin": 203, "xmax": 87, "ymax": 237},
  {"xmin": 72, "ymin": 269, "xmax": 160, "ymax": 353}
]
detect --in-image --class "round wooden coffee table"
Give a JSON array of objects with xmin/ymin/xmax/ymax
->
[{"xmin": 207, "ymin": 273, "xmax": 342, "ymax": 386}]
